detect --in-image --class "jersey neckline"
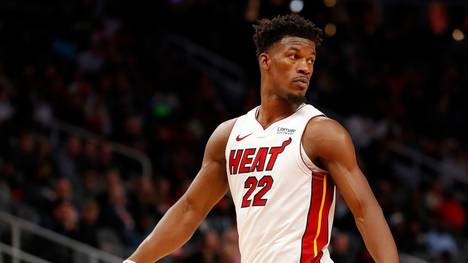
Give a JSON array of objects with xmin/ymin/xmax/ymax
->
[{"xmin": 252, "ymin": 103, "xmax": 307, "ymax": 132}]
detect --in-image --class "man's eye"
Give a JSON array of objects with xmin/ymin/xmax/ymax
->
[{"xmin": 289, "ymin": 54, "xmax": 297, "ymax": 59}]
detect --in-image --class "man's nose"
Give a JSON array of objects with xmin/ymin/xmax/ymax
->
[{"xmin": 297, "ymin": 60, "xmax": 312, "ymax": 75}]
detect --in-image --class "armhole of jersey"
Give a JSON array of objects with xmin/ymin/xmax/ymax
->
[
  {"xmin": 299, "ymin": 143, "xmax": 314, "ymax": 171},
  {"xmin": 228, "ymin": 117, "xmax": 240, "ymax": 140},
  {"xmin": 298, "ymin": 114, "xmax": 327, "ymax": 175}
]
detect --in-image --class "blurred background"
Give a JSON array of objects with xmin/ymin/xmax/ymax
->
[{"xmin": 0, "ymin": 0, "xmax": 467, "ymax": 262}]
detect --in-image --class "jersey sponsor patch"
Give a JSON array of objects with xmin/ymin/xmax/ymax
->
[{"xmin": 277, "ymin": 127, "xmax": 296, "ymax": 135}]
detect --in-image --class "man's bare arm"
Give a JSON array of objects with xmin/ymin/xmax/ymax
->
[
  {"xmin": 126, "ymin": 119, "xmax": 236, "ymax": 263},
  {"xmin": 303, "ymin": 117, "xmax": 398, "ymax": 263}
]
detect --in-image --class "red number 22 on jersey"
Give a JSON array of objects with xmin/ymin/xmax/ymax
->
[{"xmin": 241, "ymin": 176, "xmax": 273, "ymax": 208}]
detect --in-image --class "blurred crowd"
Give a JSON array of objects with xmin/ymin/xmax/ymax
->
[{"xmin": 0, "ymin": 0, "xmax": 467, "ymax": 262}]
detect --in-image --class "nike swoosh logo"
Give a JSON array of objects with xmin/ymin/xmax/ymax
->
[{"xmin": 236, "ymin": 133, "xmax": 252, "ymax": 141}]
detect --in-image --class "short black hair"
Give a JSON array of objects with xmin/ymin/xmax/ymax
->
[{"xmin": 253, "ymin": 14, "xmax": 323, "ymax": 57}]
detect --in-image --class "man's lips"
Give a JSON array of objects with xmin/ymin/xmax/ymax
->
[{"xmin": 292, "ymin": 76, "xmax": 309, "ymax": 85}]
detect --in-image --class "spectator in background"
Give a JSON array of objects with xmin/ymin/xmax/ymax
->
[
  {"xmin": 57, "ymin": 135, "xmax": 82, "ymax": 183},
  {"xmin": 81, "ymin": 140, "xmax": 100, "ymax": 171},
  {"xmin": 49, "ymin": 200, "xmax": 80, "ymax": 239},
  {"xmin": 128, "ymin": 176, "xmax": 160, "ymax": 237},
  {"xmin": 99, "ymin": 142, "xmax": 116, "ymax": 172},
  {"xmin": 425, "ymin": 179, "xmax": 445, "ymax": 212},
  {"xmin": 185, "ymin": 229, "xmax": 222, "ymax": 263},
  {"xmin": 77, "ymin": 199, "xmax": 101, "ymax": 247},
  {"xmin": 81, "ymin": 169, "xmax": 103, "ymax": 201},
  {"xmin": 153, "ymin": 176, "xmax": 173, "ymax": 215},
  {"xmin": 40, "ymin": 200, "xmax": 80, "ymax": 262},
  {"xmin": 10, "ymin": 131, "xmax": 36, "ymax": 187},
  {"xmin": 0, "ymin": 175, "xmax": 11, "ymax": 211},
  {"xmin": 0, "ymin": 160, "xmax": 17, "ymax": 203},
  {"xmin": 101, "ymin": 173, "xmax": 137, "ymax": 246},
  {"xmin": 0, "ymin": 83, "xmax": 15, "ymax": 124},
  {"xmin": 23, "ymin": 139, "xmax": 56, "ymax": 215},
  {"xmin": 436, "ymin": 191, "xmax": 466, "ymax": 232},
  {"xmin": 330, "ymin": 231, "xmax": 356, "ymax": 263},
  {"xmin": 425, "ymin": 215, "xmax": 458, "ymax": 261},
  {"xmin": 53, "ymin": 177, "xmax": 75, "ymax": 203}
]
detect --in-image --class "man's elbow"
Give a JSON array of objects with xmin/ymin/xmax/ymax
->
[
  {"xmin": 178, "ymin": 195, "xmax": 206, "ymax": 227},
  {"xmin": 351, "ymin": 195, "xmax": 382, "ymax": 222}
]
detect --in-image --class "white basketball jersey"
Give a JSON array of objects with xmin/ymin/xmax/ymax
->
[{"xmin": 225, "ymin": 104, "xmax": 336, "ymax": 263}]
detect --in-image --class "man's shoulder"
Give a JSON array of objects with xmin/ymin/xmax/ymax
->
[
  {"xmin": 304, "ymin": 116, "xmax": 350, "ymax": 142},
  {"xmin": 210, "ymin": 118, "xmax": 238, "ymax": 144},
  {"xmin": 306, "ymin": 115, "xmax": 337, "ymax": 128},
  {"xmin": 216, "ymin": 118, "xmax": 238, "ymax": 137},
  {"xmin": 203, "ymin": 118, "xmax": 239, "ymax": 161},
  {"xmin": 302, "ymin": 116, "xmax": 354, "ymax": 162}
]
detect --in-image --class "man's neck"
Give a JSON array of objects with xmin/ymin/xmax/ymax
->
[{"xmin": 257, "ymin": 97, "xmax": 303, "ymax": 129}]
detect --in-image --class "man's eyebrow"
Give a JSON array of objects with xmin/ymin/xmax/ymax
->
[{"xmin": 287, "ymin": 46, "xmax": 316, "ymax": 56}]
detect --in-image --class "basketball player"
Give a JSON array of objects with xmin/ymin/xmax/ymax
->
[{"xmin": 124, "ymin": 14, "xmax": 398, "ymax": 263}]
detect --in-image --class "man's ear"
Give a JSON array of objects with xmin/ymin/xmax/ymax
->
[{"xmin": 259, "ymin": 53, "xmax": 270, "ymax": 71}]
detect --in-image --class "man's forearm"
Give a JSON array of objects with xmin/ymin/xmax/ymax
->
[
  {"xmin": 355, "ymin": 201, "xmax": 399, "ymax": 263},
  {"xmin": 127, "ymin": 197, "xmax": 205, "ymax": 263}
]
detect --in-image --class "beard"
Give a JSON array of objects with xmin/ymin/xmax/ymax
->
[{"xmin": 286, "ymin": 93, "xmax": 306, "ymax": 104}]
